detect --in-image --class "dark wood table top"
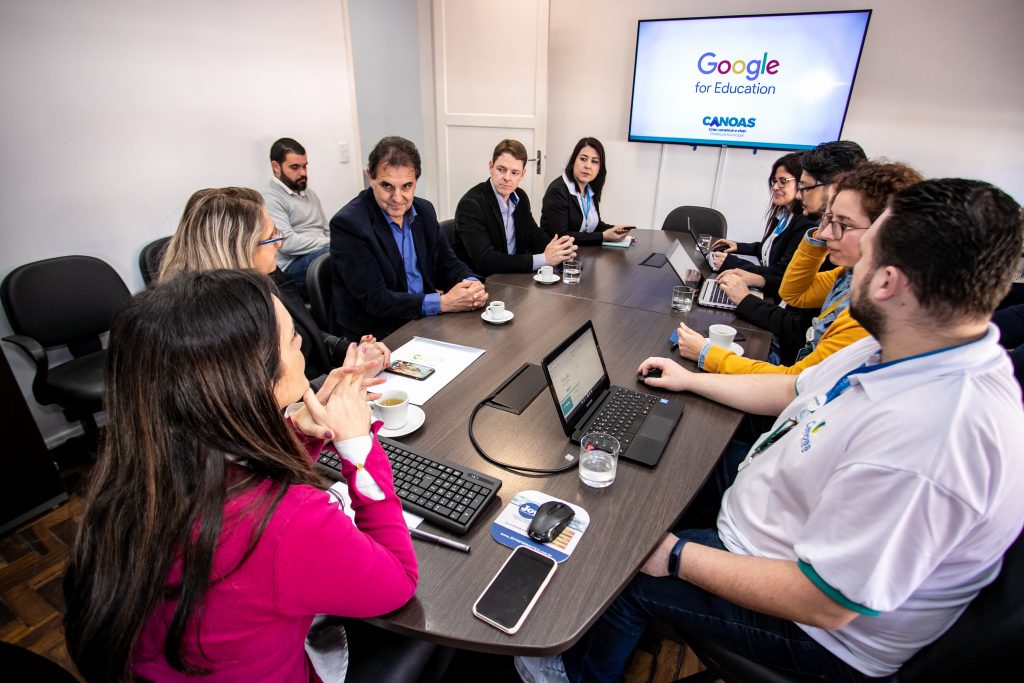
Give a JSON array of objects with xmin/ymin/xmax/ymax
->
[
  {"xmin": 487, "ymin": 228, "xmax": 765, "ymax": 333},
  {"xmin": 373, "ymin": 270, "xmax": 770, "ymax": 655}
]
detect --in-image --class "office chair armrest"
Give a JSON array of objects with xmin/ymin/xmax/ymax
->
[
  {"xmin": 3, "ymin": 334, "xmax": 48, "ymax": 374},
  {"xmin": 323, "ymin": 333, "xmax": 348, "ymax": 367}
]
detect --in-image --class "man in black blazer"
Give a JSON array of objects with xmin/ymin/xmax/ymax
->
[
  {"xmin": 330, "ymin": 136, "xmax": 487, "ymax": 339},
  {"xmin": 453, "ymin": 139, "xmax": 576, "ymax": 278}
]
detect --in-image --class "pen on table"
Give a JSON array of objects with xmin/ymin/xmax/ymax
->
[{"xmin": 409, "ymin": 526, "xmax": 471, "ymax": 553}]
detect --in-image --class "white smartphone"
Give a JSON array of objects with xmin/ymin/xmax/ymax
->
[{"xmin": 472, "ymin": 546, "xmax": 558, "ymax": 634}]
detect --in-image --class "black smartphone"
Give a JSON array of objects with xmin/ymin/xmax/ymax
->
[
  {"xmin": 622, "ymin": 225, "xmax": 637, "ymax": 231},
  {"xmin": 384, "ymin": 360, "xmax": 436, "ymax": 381},
  {"xmin": 472, "ymin": 546, "xmax": 558, "ymax": 634}
]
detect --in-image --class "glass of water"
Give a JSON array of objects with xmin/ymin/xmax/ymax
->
[
  {"xmin": 562, "ymin": 258, "xmax": 582, "ymax": 285},
  {"xmin": 672, "ymin": 285, "xmax": 695, "ymax": 312},
  {"xmin": 579, "ymin": 432, "xmax": 620, "ymax": 488},
  {"xmin": 698, "ymin": 233, "xmax": 713, "ymax": 251}
]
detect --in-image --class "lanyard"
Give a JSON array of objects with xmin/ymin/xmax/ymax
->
[
  {"xmin": 740, "ymin": 341, "xmax": 973, "ymax": 468},
  {"xmin": 580, "ymin": 191, "xmax": 592, "ymax": 228}
]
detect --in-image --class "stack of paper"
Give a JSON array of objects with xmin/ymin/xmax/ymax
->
[
  {"xmin": 375, "ymin": 337, "xmax": 485, "ymax": 405},
  {"xmin": 602, "ymin": 235, "xmax": 634, "ymax": 248}
]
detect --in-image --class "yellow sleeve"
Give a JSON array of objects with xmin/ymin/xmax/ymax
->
[
  {"xmin": 778, "ymin": 237, "xmax": 841, "ymax": 309},
  {"xmin": 702, "ymin": 310, "xmax": 869, "ymax": 376}
]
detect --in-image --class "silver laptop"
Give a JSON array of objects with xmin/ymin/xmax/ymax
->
[{"xmin": 665, "ymin": 238, "xmax": 762, "ymax": 311}]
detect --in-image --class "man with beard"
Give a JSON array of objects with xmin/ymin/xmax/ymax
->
[
  {"xmin": 518, "ymin": 179, "xmax": 1024, "ymax": 683},
  {"xmin": 261, "ymin": 137, "xmax": 330, "ymax": 298},
  {"xmin": 797, "ymin": 139, "xmax": 867, "ymax": 221}
]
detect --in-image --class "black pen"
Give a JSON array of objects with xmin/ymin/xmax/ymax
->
[{"xmin": 409, "ymin": 526, "xmax": 471, "ymax": 553}]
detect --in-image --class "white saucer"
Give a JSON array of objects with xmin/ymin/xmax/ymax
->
[
  {"xmin": 728, "ymin": 342, "xmax": 745, "ymax": 356},
  {"xmin": 377, "ymin": 405, "xmax": 425, "ymax": 438},
  {"xmin": 534, "ymin": 274, "xmax": 561, "ymax": 284},
  {"xmin": 482, "ymin": 310, "xmax": 514, "ymax": 324}
]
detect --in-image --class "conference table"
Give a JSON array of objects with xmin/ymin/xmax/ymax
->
[{"xmin": 373, "ymin": 228, "xmax": 771, "ymax": 656}]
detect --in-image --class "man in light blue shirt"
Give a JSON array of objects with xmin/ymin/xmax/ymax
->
[{"xmin": 329, "ymin": 136, "xmax": 485, "ymax": 339}]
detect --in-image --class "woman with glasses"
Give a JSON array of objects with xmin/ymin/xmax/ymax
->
[
  {"xmin": 675, "ymin": 161, "xmax": 923, "ymax": 376},
  {"xmin": 64, "ymin": 269, "xmax": 417, "ymax": 681},
  {"xmin": 710, "ymin": 152, "xmax": 816, "ymax": 299},
  {"xmin": 159, "ymin": 187, "xmax": 389, "ymax": 381},
  {"xmin": 540, "ymin": 137, "xmax": 631, "ymax": 246}
]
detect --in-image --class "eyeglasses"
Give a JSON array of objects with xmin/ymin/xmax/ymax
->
[
  {"xmin": 797, "ymin": 179, "xmax": 826, "ymax": 192},
  {"xmin": 820, "ymin": 213, "xmax": 869, "ymax": 238},
  {"xmin": 258, "ymin": 230, "xmax": 285, "ymax": 247},
  {"xmin": 769, "ymin": 176, "xmax": 796, "ymax": 188}
]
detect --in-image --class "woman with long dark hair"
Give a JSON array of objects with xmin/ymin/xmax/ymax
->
[
  {"xmin": 711, "ymin": 151, "xmax": 816, "ymax": 299},
  {"xmin": 540, "ymin": 137, "xmax": 631, "ymax": 246},
  {"xmin": 64, "ymin": 269, "xmax": 417, "ymax": 681}
]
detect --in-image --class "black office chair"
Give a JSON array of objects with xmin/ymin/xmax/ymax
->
[
  {"xmin": 307, "ymin": 252, "xmax": 333, "ymax": 332},
  {"xmin": 1, "ymin": 255, "xmax": 131, "ymax": 434},
  {"xmin": 138, "ymin": 235, "xmax": 172, "ymax": 286},
  {"xmin": 0, "ymin": 642, "xmax": 79, "ymax": 683},
  {"xmin": 439, "ymin": 218, "xmax": 456, "ymax": 246},
  {"xmin": 668, "ymin": 527, "xmax": 1024, "ymax": 682},
  {"xmin": 662, "ymin": 206, "xmax": 728, "ymax": 240}
]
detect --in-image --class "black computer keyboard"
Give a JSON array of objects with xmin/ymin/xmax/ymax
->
[
  {"xmin": 702, "ymin": 279, "xmax": 733, "ymax": 306},
  {"xmin": 586, "ymin": 387, "xmax": 658, "ymax": 453},
  {"xmin": 316, "ymin": 436, "xmax": 502, "ymax": 535}
]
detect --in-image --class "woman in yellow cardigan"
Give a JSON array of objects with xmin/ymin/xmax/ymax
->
[{"xmin": 677, "ymin": 161, "xmax": 923, "ymax": 375}]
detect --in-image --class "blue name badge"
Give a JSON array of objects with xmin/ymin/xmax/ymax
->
[{"xmin": 669, "ymin": 329, "xmax": 679, "ymax": 346}]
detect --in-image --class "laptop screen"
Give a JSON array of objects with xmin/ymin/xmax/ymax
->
[
  {"xmin": 542, "ymin": 321, "xmax": 609, "ymax": 434},
  {"xmin": 665, "ymin": 238, "xmax": 711, "ymax": 283}
]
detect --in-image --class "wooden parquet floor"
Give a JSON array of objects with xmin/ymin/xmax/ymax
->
[{"xmin": 0, "ymin": 495, "xmax": 84, "ymax": 680}]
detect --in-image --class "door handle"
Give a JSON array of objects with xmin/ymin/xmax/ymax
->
[{"xmin": 527, "ymin": 150, "xmax": 542, "ymax": 175}]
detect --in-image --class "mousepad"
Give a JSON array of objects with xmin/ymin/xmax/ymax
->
[{"xmin": 490, "ymin": 489, "xmax": 590, "ymax": 563}]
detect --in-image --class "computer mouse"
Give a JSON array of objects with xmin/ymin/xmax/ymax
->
[
  {"xmin": 637, "ymin": 368, "xmax": 663, "ymax": 383},
  {"xmin": 528, "ymin": 501, "xmax": 575, "ymax": 543}
]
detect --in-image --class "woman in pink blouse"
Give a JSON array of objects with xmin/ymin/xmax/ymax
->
[{"xmin": 63, "ymin": 269, "xmax": 417, "ymax": 681}]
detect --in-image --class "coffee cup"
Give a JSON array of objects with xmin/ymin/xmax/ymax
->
[
  {"xmin": 373, "ymin": 390, "xmax": 409, "ymax": 430},
  {"xmin": 537, "ymin": 265, "xmax": 554, "ymax": 280},
  {"xmin": 708, "ymin": 324, "xmax": 737, "ymax": 349},
  {"xmin": 486, "ymin": 301, "xmax": 506, "ymax": 320}
]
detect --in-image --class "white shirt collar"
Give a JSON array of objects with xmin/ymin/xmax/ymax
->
[{"xmin": 272, "ymin": 175, "xmax": 304, "ymax": 197}]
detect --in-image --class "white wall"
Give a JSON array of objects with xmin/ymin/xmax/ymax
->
[
  {"xmin": 548, "ymin": 0, "xmax": 1024, "ymax": 243},
  {"xmin": 348, "ymin": 0, "xmax": 438, "ymax": 203},
  {"xmin": 0, "ymin": 0, "xmax": 363, "ymax": 443}
]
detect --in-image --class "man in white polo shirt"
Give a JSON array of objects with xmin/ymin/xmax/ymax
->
[
  {"xmin": 261, "ymin": 137, "xmax": 329, "ymax": 299},
  {"xmin": 517, "ymin": 179, "xmax": 1024, "ymax": 683}
]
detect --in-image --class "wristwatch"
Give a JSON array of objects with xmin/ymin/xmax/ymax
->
[{"xmin": 667, "ymin": 538, "xmax": 688, "ymax": 578}]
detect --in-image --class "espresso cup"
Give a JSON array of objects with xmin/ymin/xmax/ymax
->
[
  {"xmin": 537, "ymin": 265, "xmax": 554, "ymax": 280},
  {"xmin": 373, "ymin": 390, "xmax": 409, "ymax": 430},
  {"xmin": 708, "ymin": 324, "xmax": 737, "ymax": 349},
  {"xmin": 486, "ymin": 300, "xmax": 505, "ymax": 320}
]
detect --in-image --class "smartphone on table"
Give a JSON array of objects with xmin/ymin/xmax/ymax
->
[
  {"xmin": 472, "ymin": 546, "xmax": 558, "ymax": 634},
  {"xmin": 384, "ymin": 359, "xmax": 436, "ymax": 381}
]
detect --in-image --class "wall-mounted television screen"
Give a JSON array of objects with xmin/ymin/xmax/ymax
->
[{"xmin": 628, "ymin": 10, "xmax": 871, "ymax": 151}]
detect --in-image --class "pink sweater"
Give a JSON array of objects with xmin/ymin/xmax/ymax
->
[{"xmin": 133, "ymin": 428, "xmax": 417, "ymax": 682}]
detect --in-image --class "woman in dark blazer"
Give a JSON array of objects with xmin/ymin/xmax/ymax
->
[
  {"xmin": 158, "ymin": 187, "xmax": 388, "ymax": 381},
  {"xmin": 540, "ymin": 137, "xmax": 630, "ymax": 246},
  {"xmin": 711, "ymin": 151, "xmax": 815, "ymax": 299},
  {"xmin": 453, "ymin": 139, "xmax": 576, "ymax": 278}
]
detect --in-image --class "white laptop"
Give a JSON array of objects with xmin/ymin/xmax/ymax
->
[{"xmin": 665, "ymin": 238, "xmax": 762, "ymax": 311}]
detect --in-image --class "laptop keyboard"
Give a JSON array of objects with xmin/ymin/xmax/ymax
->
[
  {"xmin": 585, "ymin": 387, "xmax": 658, "ymax": 453},
  {"xmin": 316, "ymin": 437, "xmax": 502, "ymax": 536},
  {"xmin": 701, "ymin": 279, "xmax": 734, "ymax": 307}
]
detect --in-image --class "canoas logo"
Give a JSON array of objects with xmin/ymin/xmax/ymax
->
[{"xmin": 703, "ymin": 115, "xmax": 756, "ymax": 128}]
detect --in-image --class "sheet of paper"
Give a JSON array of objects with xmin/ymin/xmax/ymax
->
[{"xmin": 375, "ymin": 336, "xmax": 485, "ymax": 405}]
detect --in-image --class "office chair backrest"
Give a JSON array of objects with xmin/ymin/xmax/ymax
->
[
  {"xmin": 900, "ymin": 525, "xmax": 1024, "ymax": 680},
  {"xmin": 439, "ymin": 218, "xmax": 456, "ymax": 246},
  {"xmin": 307, "ymin": 252, "xmax": 333, "ymax": 332},
  {"xmin": 662, "ymin": 206, "xmax": 728, "ymax": 240},
  {"xmin": 1, "ymin": 255, "xmax": 131, "ymax": 357},
  {"xmin": 139, "ymin": 236, "xmax": 172, "ymax": 286}
]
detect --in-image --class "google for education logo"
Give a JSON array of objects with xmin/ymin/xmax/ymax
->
[{"xmin": 695, "ymin": 51, "xmax": 779, "ymax": 95}]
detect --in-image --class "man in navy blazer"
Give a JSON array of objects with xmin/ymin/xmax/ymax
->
[
  {"xmin": 330, "ymin": 136, "xmax": 486, "ymax": 339},
  {"xmin": 453, "ymin": 139, "xmax": 576, "ymax": 278}
]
